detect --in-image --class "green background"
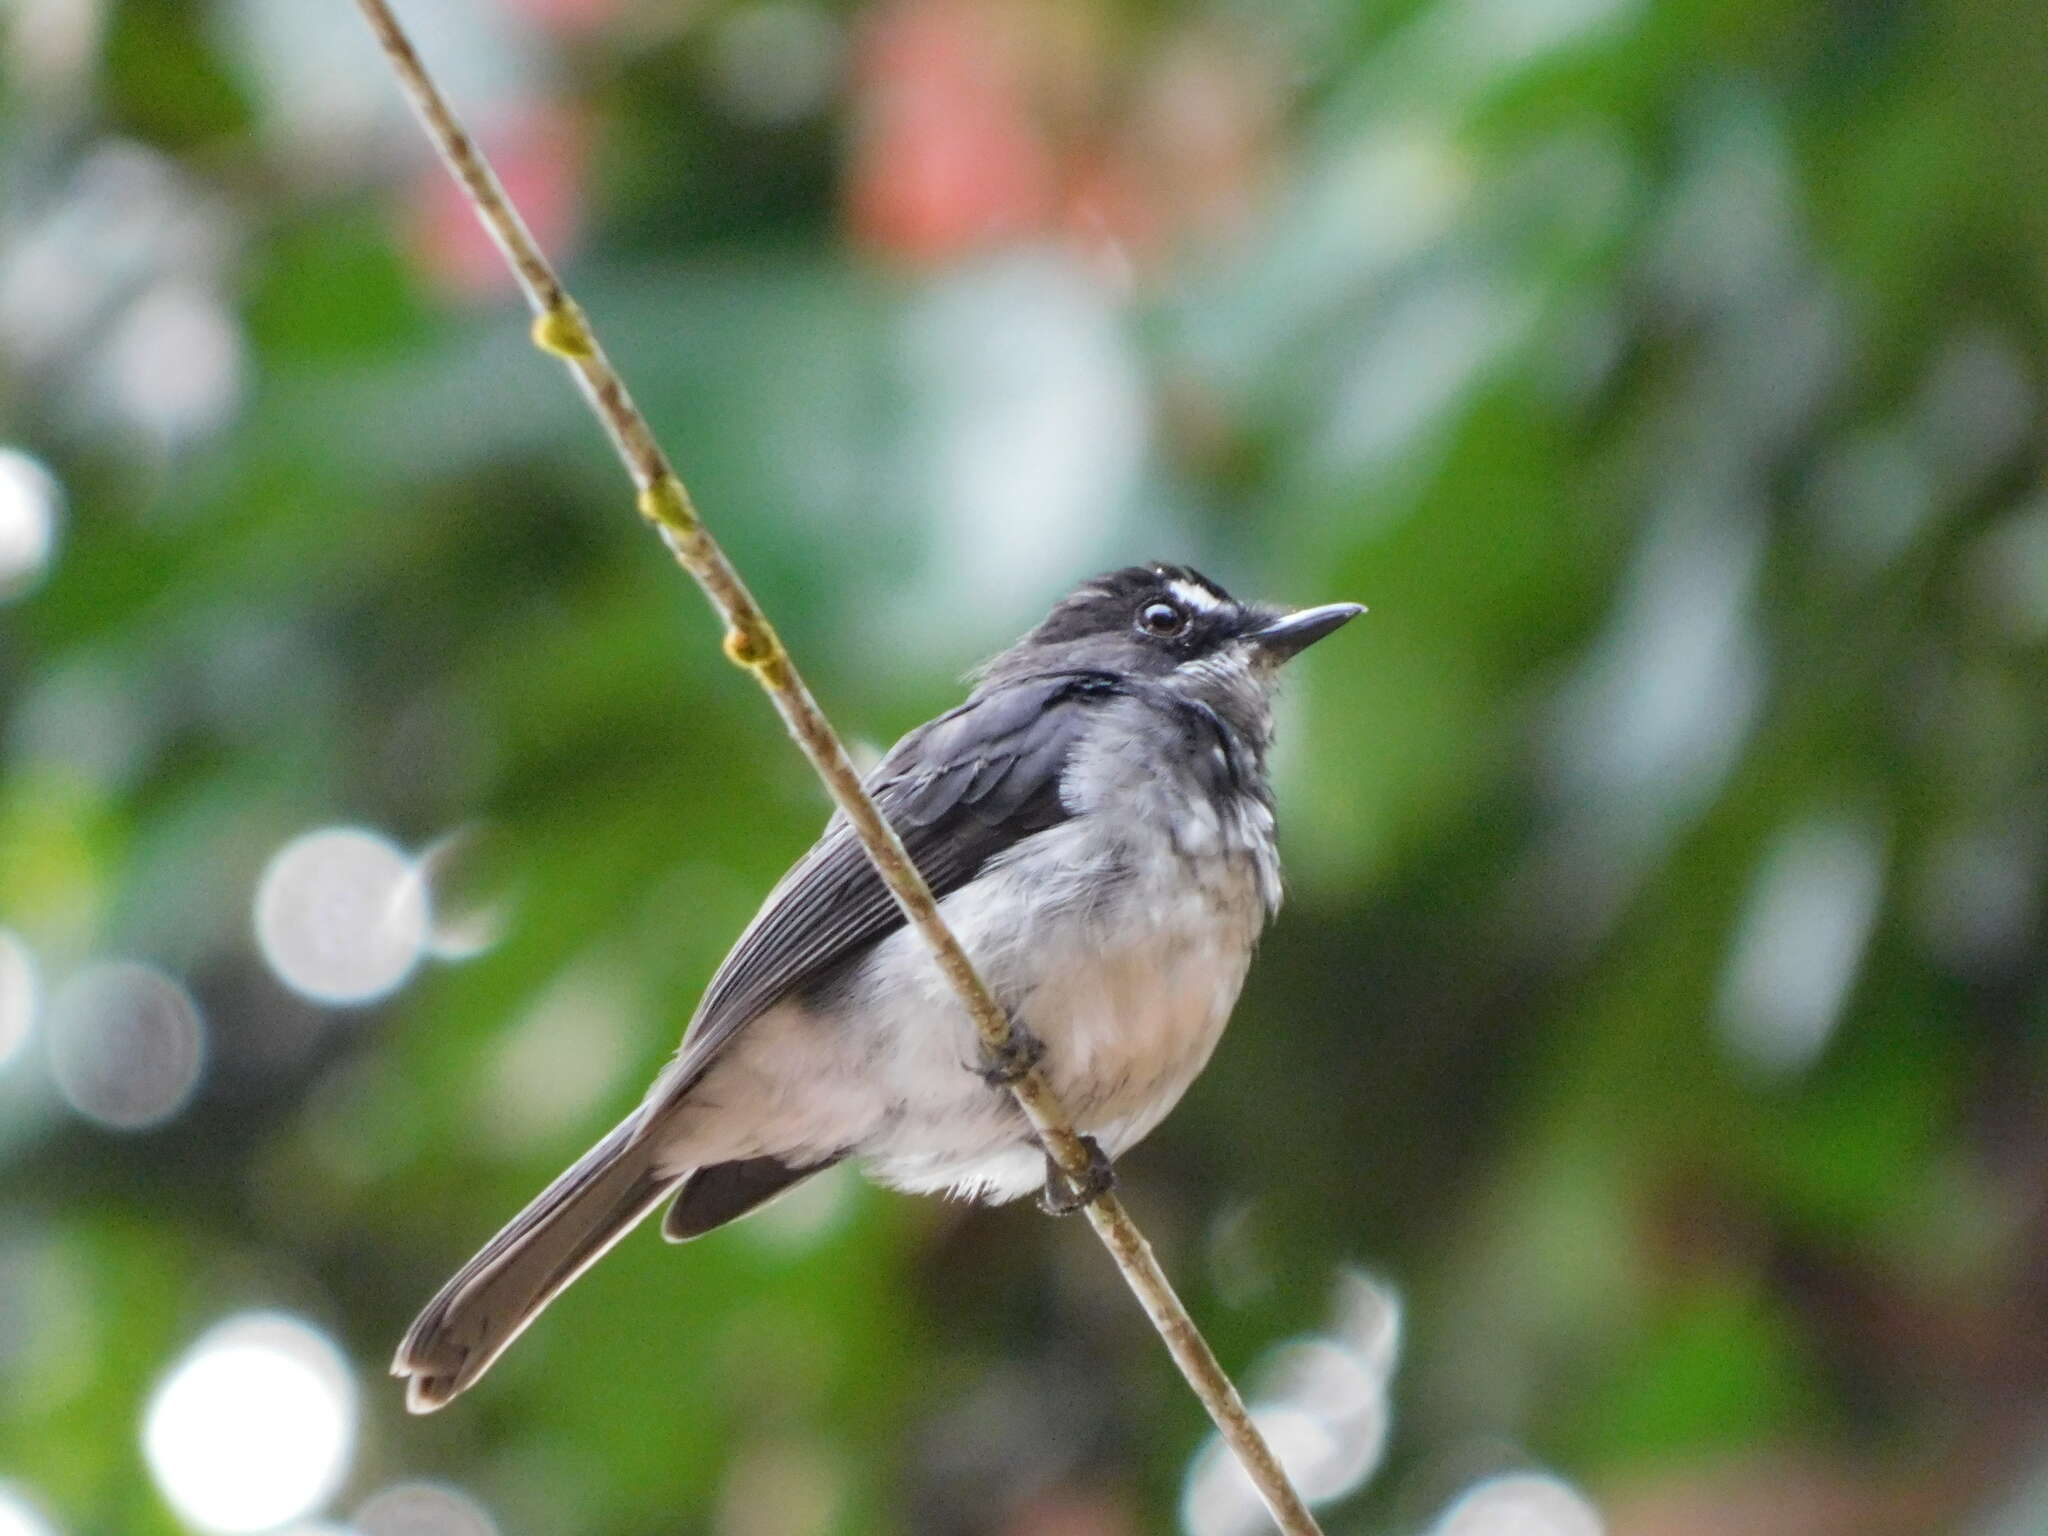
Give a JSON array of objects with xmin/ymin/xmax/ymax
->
[{"xmin": 3, "ymin": 0, "xmax": 2046, "ymax": 1532}]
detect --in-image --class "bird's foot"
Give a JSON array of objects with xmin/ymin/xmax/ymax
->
[
  {"xmin": 977, "ymin": 1021, "xmax": 1046, "ymax": 1088},
  {"xmin": 1037, "ymin": 1134, "xmax": 1116, "ymax": 1216}
]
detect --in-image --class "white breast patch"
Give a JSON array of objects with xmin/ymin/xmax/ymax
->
[{"xmin": 656, "ymin": 690, "xmax": 1278, "ymax": 1205}]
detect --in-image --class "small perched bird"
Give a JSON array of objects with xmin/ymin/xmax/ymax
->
[{"xmin": 395, "ymin": 563, "xmax": 1361, "ymax": 1411}]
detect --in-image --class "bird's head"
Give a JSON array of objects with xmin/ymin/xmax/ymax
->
[{"xmin": 979, "ymin": 563, "xmax": 1363, "ymax": 700}]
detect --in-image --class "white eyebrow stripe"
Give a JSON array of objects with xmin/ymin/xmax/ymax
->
[{"xmin": 1168, "ymin": 579, "xmax": 1225, "ymax": 613}]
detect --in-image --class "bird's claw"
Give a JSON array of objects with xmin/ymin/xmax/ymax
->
[
  {"xmin": 977, "ymin": 1022, "xmax": 1045, "ymax": 1088},
  {"xmin": 1038, "ymin": 1134, "xmax": 1116, "ymax": 1216}
]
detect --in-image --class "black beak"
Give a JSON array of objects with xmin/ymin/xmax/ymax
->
[{"xmin": 1248, "ymin": 602, "xmax": 1365, "ymax": 663}]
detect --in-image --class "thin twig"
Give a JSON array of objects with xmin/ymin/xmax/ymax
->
[{"xmin": 352, "ymin": 3, "xmax": 1323, "ymax": 1529}]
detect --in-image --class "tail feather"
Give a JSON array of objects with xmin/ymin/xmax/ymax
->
[
  {"xmin": 393, "ymin": 1115, "xmax": 682, "ymax": 1413},
  {"xmin": 661, "ymin": 1154, "xmax": 841, "ymax": 1242}
]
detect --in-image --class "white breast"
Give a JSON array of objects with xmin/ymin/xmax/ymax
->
[
  {"xmin": 660, "ymin": 691, "xmax": 1280, "ymax": 1205},
  {"xmin": 840, "ymin": 819, "xmax": 1265, "ymax": 1201}
]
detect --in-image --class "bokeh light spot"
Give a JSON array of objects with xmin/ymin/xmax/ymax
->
[
  {"xmin": 97, "ymin": 281, "xmax": 245, "ymax": 444},
  {"xmin": 0, "ymin": 1480, "xmax": 60, "ymax": 1536},
  {"xmin": 0, "ymin": 447, "xmax": 61, "ymax": 601},
  {"xmin": 477, "ymin": 959, "xmax": 633, "ymax": 1155},
  {"xmin": 1433, "ymin": 1472, "xmax": 1604, "ymax": 1536},
  {"xmin": 414, "ymin": 826, "xmax": 513, "ymax": 962},
  {"xmin": 46, "ymin": 962, "xmax": 204, "ymax": 1130},
  {"xmin": 1181, "ymin": 1272, "xmax": 1401, "ymax": 1535},
  {"xmin": 255, "ymin": 827, "xmax": 429, "ymax": 1006},
  {"xmin": 1717, "ymin": 815, "xmax": 1885, "ymax": 1077},
  {"xmin": 352, "ymin": 1481, "xmax": 498, "ymax": 1536},
  {"xmin": 0, "ymin": 930, "xmax": 37, "ymax": 1069},
  {"xmin": 143, "ymin": 1313, "xmax": 356, "ymax": 1535}
]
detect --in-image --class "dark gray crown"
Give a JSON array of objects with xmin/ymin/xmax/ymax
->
[{"xmin": 1024, "ymin": 564, "xmax": 1235, "ymax": 645}]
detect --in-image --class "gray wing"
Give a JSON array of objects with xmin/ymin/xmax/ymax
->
[{"xmin": 648, "ymin": 671, "xmax": 1123, "ymax": 1105}]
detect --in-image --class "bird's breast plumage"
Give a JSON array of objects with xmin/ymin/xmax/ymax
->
[{"xmin": 659, "ymin": 682, "xmax": 1283, "ymax": 1204}]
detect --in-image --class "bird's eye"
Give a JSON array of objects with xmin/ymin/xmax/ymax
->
[{"xmin": 1137, "ymin": 600, "xmax": 1188, "ymax": 637}]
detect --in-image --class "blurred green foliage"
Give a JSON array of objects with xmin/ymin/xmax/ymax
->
[{"xmin": 2, "ymin": 0, "xmax": 2046, "ymax": 1533}]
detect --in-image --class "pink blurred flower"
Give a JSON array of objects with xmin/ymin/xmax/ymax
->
[
  {"xmin": 846, "ymin": 0, "xmax": 1056, "ymax": 265},
  {"xmin": 844, "ymin": 0, "xmax": 1284, "ymax": 279}
]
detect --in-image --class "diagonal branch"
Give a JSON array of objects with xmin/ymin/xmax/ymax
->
[{"xmin": 351, "ymin": 3, "xmax": 1322, "ymax": 1530}]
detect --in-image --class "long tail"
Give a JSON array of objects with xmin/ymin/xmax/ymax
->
[{"xmin": 393, "ymin": 1115, "xmax": 681, "ymax": 1413}]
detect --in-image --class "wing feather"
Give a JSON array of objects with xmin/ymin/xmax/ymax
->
[{"xmin": 647, "ymin": 671, "xmax": 1120, "ymax": 1106}]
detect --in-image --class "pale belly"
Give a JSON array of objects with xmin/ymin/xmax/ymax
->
[
  {"xmin": 857, "ymin": 879, "xmax": 1260, "ymax": 1201},
  {"xmin": 663, "ymin": 826, "xmax": 1267, "ymax": 1204}
]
